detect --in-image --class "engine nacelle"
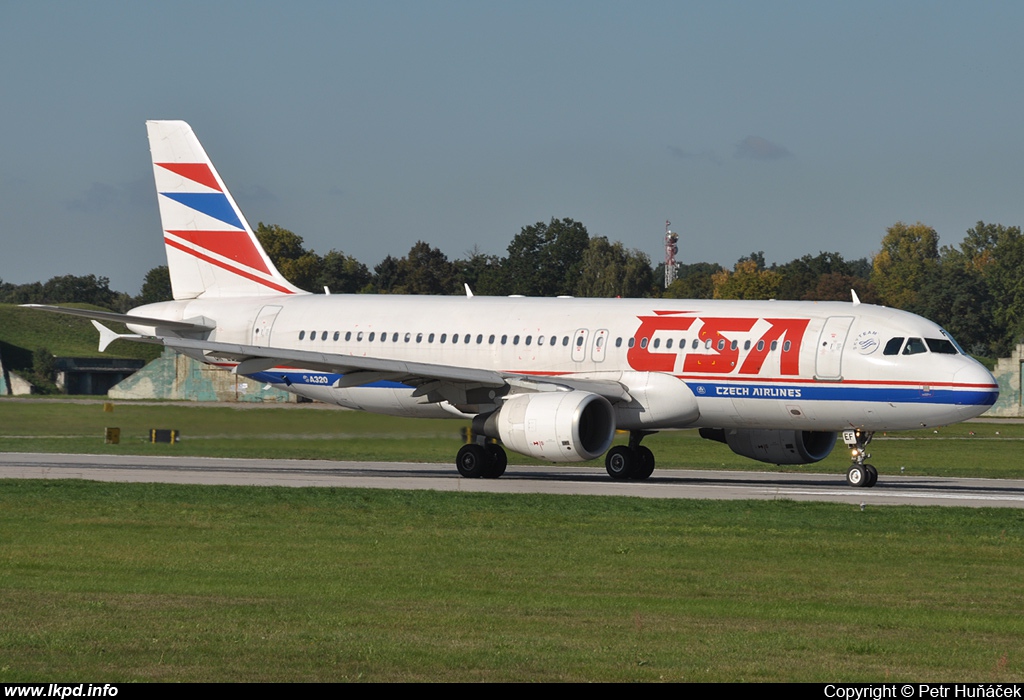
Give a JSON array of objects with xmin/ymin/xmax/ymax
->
[
  {"xmin": 700, "ymin": 428, "xmax": 837, "ymax": 465},
  {"xmin": 474, "ymin": 390, "xmax": 616, "ymax": 462}
]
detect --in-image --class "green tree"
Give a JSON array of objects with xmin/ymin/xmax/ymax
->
[
  {"xmin": 574, "ymin": 237, "xmax": 652, "ymax": 298},
  {"xmin": 136, "ymin": 266, "xmax": 173, "ymax": 305},
  {"xmin": 712, "ymin": 259, "xmax": 782, "ymax": 300},
  {"xmin": 254, "ymin": 222, "xmax": 322, "ymax": 291},
  {"xmin": 503, "ymin": 218, "xmax": 590, "ymax": 297},
  {"xmin": 872, "ymin": 221, "xmax": 940, "ymax": 311},
  {"xmin": 662, "ymin": 262, "xmax": 724, "ymax": 299},
  {"xmin": 318, "ymin": 250, "xmax": 372, "ymax": 294},
  {"xmin": 455, "ymin": 247, "xmax": 505, "ymax": 296}
]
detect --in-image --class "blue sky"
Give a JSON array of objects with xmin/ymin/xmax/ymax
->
[{"xmin": 3, "ymin": 1, "xmax": 1024, "ymax": 293}]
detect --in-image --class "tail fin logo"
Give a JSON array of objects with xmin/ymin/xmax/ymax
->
[{"xmin": 147, "ymin": 120, "xmax": 302, "ymax": 298}]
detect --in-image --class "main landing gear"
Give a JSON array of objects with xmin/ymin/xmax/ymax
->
[
  {"xmin": 605, "ymin": 431, "xmax": 657, "ymax": 481},
  {"xmin": 843, "ymin": 429, "xmax": 878, "ymax": 488},
  {"xmin": 455, "ymin": 442, "xmax": 507, "ymax": 479}
]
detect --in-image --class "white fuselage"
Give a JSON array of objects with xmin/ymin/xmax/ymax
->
[{"xmin": 130, "ymin": 294, "xmax": 999, "ymax": 433}]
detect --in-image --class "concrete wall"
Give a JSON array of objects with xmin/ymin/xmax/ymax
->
[
  {"xmin": 109, "ymin": 348, "xmax": 297, "ymax": 403},
  {"xmin": 986, "ymin": 344, "xmax": 1024, "ymax": 417}
]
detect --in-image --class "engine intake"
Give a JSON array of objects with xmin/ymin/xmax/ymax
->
[
  {"xmin": 474, "ymin": 390, "xmax": 616, "ymax": 462},
  {"xmin": 700, "ymin": 428, "xmax": 837, "ymax": 465}
]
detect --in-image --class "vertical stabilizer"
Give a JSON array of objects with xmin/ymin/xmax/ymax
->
[{"xmin": 146, "ymin": 120, "xmax": 304, "ymax": 299}]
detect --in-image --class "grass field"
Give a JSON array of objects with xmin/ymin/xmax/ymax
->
[
  {"xmin": 1, "ymin": 398, "xmax": 1022, "ymax": 479},
  {"xmin": 2, "ymin": 398, "xmax": 1023, "ymax": 681},
  {"xmin": 1, "ymin": 480, "xmax": 1023, "ymax": 682}
]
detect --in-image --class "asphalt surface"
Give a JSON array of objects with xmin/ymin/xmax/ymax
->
[{"xmin": 2, "ymin": 452, "xmax": 1023, "ymax": 508}]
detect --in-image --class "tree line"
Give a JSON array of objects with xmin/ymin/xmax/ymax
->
[{"xmin": 4, "ymin": 218, "xmax": 1022, "ymax": 360}]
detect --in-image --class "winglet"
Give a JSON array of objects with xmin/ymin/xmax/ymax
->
[{"xmin": 851, "ymin": 289, "xmax": 861, "ymax": 305}]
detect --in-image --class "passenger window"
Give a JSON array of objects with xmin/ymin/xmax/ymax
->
[
  {"xmin": 488, "ymin": 334, "xmax": 495, "ymax": 344},
  {"xmin": 615, "ymin": 338, "xmax": 622, "ymax": 348},
  {"xmin": 628, "ymin": 337, "xmax": 635, "ymax": 348},
  {"xmin": 716, "ymin": 339, "xmax": 725, "ymax": 350},
  {"xmin": 783, "ymin": 340, "xmax": 791, "ymax": 352},
  {"xmin": 576, "ymin": 336, "xmax": 584, "ymax": 347},
  {"xmin": 368, "ymin": 332, "xmax": 375, "ymax": 342},
  {"xmin": 464, "ymin": 334, "xmax": 470, "ymax": 344},
  {"xmin": 429, "ymin": 333, "xmax": 435, "ymax": 343},
  {"xmin": 562, "ymin": 336, "xmax": 569, "ymax": 346},
  {"xmin": 653, "ymin": 338, "xmax": 660, "ymax": 349},
  {"xmin": 501, "ymin": 335, "xmax": 507, "ymax": 345},
  {"xmin": 333, "ymin": 331, "xmax": 340, "ymax": 341},
  {"xmin": 883, "ymin": 337, "xmax": 904, "ymax": 355},
  {"xmin": 405, "ymin": 333, "xmax": 411, "ymax": 343},
  {"xmin": 525, "ymin": 336, "xmax": 532, "ymax": 346},
  {"xmin": 537, "ymin": 335, "xmax": 545, "ymax": 346},
  {"xmin": 416, "ymin": 333, "xmax": 423, "ymax": 343},
  {"xmin": 550, "ymin": 335, "xmax": 556, "ymax": 346},
  {"xmin": 345, "ymin": 331, "xmax": 351, "ymax": 341},
  {"xmin": 744, "ymin": 340, "xmax": 751, "ymax": 350},
  {"xmin": 640, "ymin": 338, "xmax": 648, "ymax": 349},
  {"xmin": 299, "ymin": 331, "xmax": 305, "ymax": 340},
  {"xmin": 666, "ymin": 339, "xmax": 673, "ymax": 349},
  {"xmin": 440, "ymin": 333, "xmax": 447, "ymax": 343},
  {"xmin": 730, "ymin": 340, "xmax": 737, "ymax": 351},
  {"xmin": 513, "ymin": 335, "xmax": 519, "ymax": 345},
  {"xmin": 770, "ymin": 341, "xmax": 778, "ymax": 351},
  {"xmin": 476, "ymin": 334, "xmax": 483, "ymax": 344},
  {"xmin": 756, "ymin": 340, "xmax": 764, "ymax": 351},
  {"xmin": 321, "ymin": 331, "xmax": 327, "ymax": 341},
  {"xmin": 356, "ymin": 332, "xmax": 363, "ymax": 341},
  {"xmin": 452, "ymin": 334, "xmax": 459, "ymax": 344},
  {"xmin": 903, "ymin": 337, "xmax": 927, "ymax": 355}
]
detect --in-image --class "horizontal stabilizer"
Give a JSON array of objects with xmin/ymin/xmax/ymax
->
[{"xmin": 21, "ymin": 304, "xmax": 215, "ymax": 332}]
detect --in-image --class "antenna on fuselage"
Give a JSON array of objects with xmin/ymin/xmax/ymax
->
[{"xmin": 851, "ymin": 289, "xmax": 861, "ymax": 305}]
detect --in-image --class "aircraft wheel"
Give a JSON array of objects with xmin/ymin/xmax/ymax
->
[
  {"xmin": 456, "ymin": 444, "xmax": 489, "ymax": 478},
  {"xmin": 846, "ymin": 464, "xmax": 867, "ymax": 488},
  {"xmin": 864, "ymin": 464, "xmax": 878, "ymax": 488},
  {"xmin": 631, "ymin": 446, "xmax": 656, "ymax": 480},
  {"xmin": 483, "ymin": 444, "xmax": 507, "ymax": 478},
  {"xmin": 606, "ymin": 446, "xmax": 635, "ymax": 480}
]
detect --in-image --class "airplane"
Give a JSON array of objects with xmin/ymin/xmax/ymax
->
[{"xmin": 26, "ymin": 120, "xmax": 1000, "ymax": 488}]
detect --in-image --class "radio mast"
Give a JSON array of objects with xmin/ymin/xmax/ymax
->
[{"xmin": 664, "ymin": 220, "xmax": 679, "ymax": 288}]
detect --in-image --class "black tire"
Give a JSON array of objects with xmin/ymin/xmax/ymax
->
[
  {"xmin": 456, "ymin": 444, "xmax": 488, "ymax": 478},
  {"xmin": 846, "ymin": 464, "xmax": 866, "ymax": 488},
  {"xmin": 864, "ymin": 464, "xmax": 878, "ymax": 487},
  {"xmin": 483, "ymin": 443, "xmax": 507, "ymax": 478},
  {"xmin": 631, "ymin": 446, "xmax": 655, "ymax": 480},
  {"xmin": 605, "ymin": 445, "xmax": 635, "ymax": 480}
]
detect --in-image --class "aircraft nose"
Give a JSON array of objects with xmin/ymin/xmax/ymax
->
[{"xmin": 953, "ymin": 360, "xmax": 999, "ymax": 416}]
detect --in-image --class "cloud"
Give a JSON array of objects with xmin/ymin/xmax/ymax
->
[
  {"xmin": 65, "ymin": 182, "xmax": 121, "ymax": 213},
  {"xmin": 734, "ymin": 135, "xmax": 792, "ymax": 161},
  {"xmin": 668, "ymin": 146, "xmax": 722, "ymax": 165},
  {"xmin": 65, "ymin": 178, "xmax": 153, "ymax": 213}
]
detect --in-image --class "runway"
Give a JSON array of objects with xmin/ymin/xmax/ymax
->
[{"xmin": 2, "ymin": 452, "xmax": 1024, "ymax": 508}]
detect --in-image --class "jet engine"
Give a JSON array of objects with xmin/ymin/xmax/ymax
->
[
  {"xmin": 474, "ymin": 390, "xmax": 616, "ymax": 462},
  {"xmin": 699, "ymin": 428, "xmax": 837, "ymax": 465}
]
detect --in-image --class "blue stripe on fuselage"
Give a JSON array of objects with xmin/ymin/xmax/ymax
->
[
  {"xmin": 247, "ymin": 370, "xmax": 412, "ymax": 390},
  {"xmin": 686, "ymin": 381, "xmax": 997, "ymax": 406}
]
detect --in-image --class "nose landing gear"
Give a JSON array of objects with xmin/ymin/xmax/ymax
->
[{"xmin": 843, "ymin": 429, "xmax": 877, "ymax": 487}]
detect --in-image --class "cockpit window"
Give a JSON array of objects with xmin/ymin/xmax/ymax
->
[
  {"xmin": 883, "ymin": 337, "xmax": 904, "ymax": 355},
  {"xmin": 925, "ymin": 338, "xmax": 958, "ymax": 354},
  {"xmin": 902, "ymin": 337, "xmax": 927, "ymax": 355},
  {"xmin": 940, "ymin": 328, "xmax": 967, "ymax": 355}
]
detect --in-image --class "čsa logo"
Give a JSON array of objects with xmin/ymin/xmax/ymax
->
[{"xmin": 626, "ymin": 311, "xmax": 809, "ymax": 375}]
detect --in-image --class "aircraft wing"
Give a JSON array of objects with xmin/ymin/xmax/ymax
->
[{"xmin": 102, "ymin": 328, "xmax": 632, "ymax": 403}]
